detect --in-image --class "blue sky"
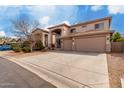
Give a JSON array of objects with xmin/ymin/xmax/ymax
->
[{"xmin": 0, "ymin": 5, "xmax": 124, "ymax": 37}]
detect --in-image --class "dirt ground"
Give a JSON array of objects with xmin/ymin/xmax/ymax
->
[
  {"xmin": 0, "ymin": 50, "xmax": 48, "ymax": 58},
  {"xmin": 107, "ymin": 53, "xmax": 124, "ymax": 88}
]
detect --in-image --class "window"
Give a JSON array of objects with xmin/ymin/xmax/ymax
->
[
  {"xmin": 82, "ymin": 25, "xmax": 87, "ymax": 31},
  {"xmin": 95, "ymin": 23, "xmax": 104, "ymax": 30},
  {"xmin": 70, "ymin": 28, "xmax": 76, "ymax": 33},
  {"xmin": 44, "ymin": 34, "xmax": 48, "ymax": 47},
  {"xmin": 82, "ymin": 25, "xmax": 86, "ymax": 28}
]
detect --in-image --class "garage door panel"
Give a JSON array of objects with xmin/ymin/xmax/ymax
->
[
  {"xmin": 75, "ymin": 37, "xmax": 106, "ymax": 52},
  {"xmin": 63, "ymin": 39, "xmax": 72, "ymax": 51}
]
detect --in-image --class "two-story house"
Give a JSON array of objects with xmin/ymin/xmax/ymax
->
[{"xmin": 32, "ymin": 16, "xmax": 114, "ymax": 52}]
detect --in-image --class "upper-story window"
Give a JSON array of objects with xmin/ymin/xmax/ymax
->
[
  {"xmin": 82, "ymin": 25, "xmax": 86, "ymax": 28},
  {"xmin": 82, "ymin": 25, "xmax": 87, "ymax": 31},
  {"xmin": 95, "ymin": 23, "xmax": 104, "ymax": 30},
  {"xmin": 70, "ymin": 28, "xmax": 76, "ymax": 33}
]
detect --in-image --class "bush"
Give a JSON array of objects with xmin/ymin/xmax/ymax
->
[
  {"xmin": 21, "ymin": 41, "xmax": 32, "ymax": 52},
  {"xmin": 22, "ymin": 47, "xmax": 31, "ymax": 53},
  {"xmin": 22, "ymin": 41, "xmax": 31, "ymax": 47},
  {"xmin": 11, "ymin": 43, "xmax": 22, "ymax": 52},
  {"xmin": 116, "ymin": 38, "xmax": 124, "ymax": 42},
  {"xmin": 35, "ymin": 40, "xmax": 44, "ymax": 50},
  {"xmin": 12, "ymin": 47, "xmax": 21, "ymax": 52},
  {"xmin": 11, "ymin": 43, "xmax": 22, "ymax": 48},
  {"xmin": 11, "ymin": 43, "xmax": 17, "ymax": 49},
  {"xmin": 111, "ymin": 32, "xmax": 121, "ymax": 42}
]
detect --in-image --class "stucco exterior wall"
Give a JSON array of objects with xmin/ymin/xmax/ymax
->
[
  {"xmin": 69, "ymin": 20, "xmax": 110, "ymax": 34},
  {"xmin": 32, "ymin": 17, "xmax": 112, "ymax": 52},
  {"xmin": 49, "ymin": 25, "xmax": 69, "ymax": 37},
  {"xmin": 31, "ymin": 29, "xmax": 49, "ymax": 47},
  {"xmin": 62, "ymin": 33, "xmax": 112, "ymax": 52},
  {"xmin": 32, "ymin": 30, "xmax": 43, "ymax": 41},
  {"xmin": 63, "ymin": 38, "xmax": 72, "ymax": 51}
]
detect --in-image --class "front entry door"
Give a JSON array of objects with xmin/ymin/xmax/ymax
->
[{"xmin": 56, "ymin": 39, "xmax": 61, "ymax": 48}]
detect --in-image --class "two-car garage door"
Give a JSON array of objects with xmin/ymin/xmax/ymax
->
[
  {"xmin": 63, "ymin": 36, "xmax": 106, "ymax": 52},
  {"xmin": 75, "ymin": 37, "xmax": 106, "ymax": 52}
]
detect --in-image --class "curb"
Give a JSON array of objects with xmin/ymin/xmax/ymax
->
[{"xmin": 3, "ymin": 56, "xmax": 91, "ymax": 88}]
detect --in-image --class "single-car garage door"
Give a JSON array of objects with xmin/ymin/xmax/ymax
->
[
  {"xmin": 63, "ymin": 39, "xmax": 72, "ymax": 51},
  {"xmin": 75, "ymin": 36, "xmax": 106, "ymax": 52}
]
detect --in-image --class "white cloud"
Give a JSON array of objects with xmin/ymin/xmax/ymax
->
[
  {"xmin": 26, "ymin": 6, "xmax": 56, "ymax": 17},
  {"xmin": 10, "ymin": 36, "xmax": 18, "ymax": 39},
  {"xmin": 0, "ymin": 30, "xmax": 6, "ymax": 37},
  {"xmin": 26, "ymin": 6, "xmax": 55, "ymax": 12},
  {"xmin": 62, "ymin": 21, "xmax": 70, "ymax": 26},
  {"xmin": 108, "ymin": 5, "xmax": 124, "ymax": 14},
  {"xmin": 91, "ymin": 5, "xmax": 103, "ymax": 11},
  {"xmin": 39, "ymin": 16, "xmax": 50, "ymax": 25}
]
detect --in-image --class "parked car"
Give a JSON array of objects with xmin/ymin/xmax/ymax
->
[{"xmin": 0, "ymin": 45, "xmax": 12, "ymax": 51}]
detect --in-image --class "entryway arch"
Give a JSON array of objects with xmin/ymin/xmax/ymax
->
[{"xmin": 51, "ymin": 29, "xmax": 62, "ymax": 48}]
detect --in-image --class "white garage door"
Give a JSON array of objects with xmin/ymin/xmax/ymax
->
[
  {"xmin": 63, "ymin": 39, "xmax": 72, "ymax": 51},
  {"xmin": 75, "ymin": 36, "xmax": 106, "ymax": 52}
]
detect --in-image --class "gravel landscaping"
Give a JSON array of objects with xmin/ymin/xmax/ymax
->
[
  {"xmin": 0, "ymin": 50, "xmax": 47, "ymax": 58},
  {"xmin": 107, "ymin": 53, "xmax": 124, "ymax": 88}
]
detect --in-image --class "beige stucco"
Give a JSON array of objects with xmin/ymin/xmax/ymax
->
[
  {"xmin": 61, "ymin": 32, "xmax": 112, "ymax": 52},
  {"xmin": 70, "ymin": 19, "xmax": 110, "ymax": 34},
  {"xmin": 63, "ymin": 38, "xmax": 72, "ymax": 51},
  {"xmin": 31, "ymin": 28, "xmax": 49, "ymax": 47},
  {"xmin": 32, "ymin": 31, "xmax": 43, "ymax": 41}
]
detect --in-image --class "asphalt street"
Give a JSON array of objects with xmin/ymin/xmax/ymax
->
[{"xmin": 0, "ymin": 57, "xmax": 56, "ymax": 88}]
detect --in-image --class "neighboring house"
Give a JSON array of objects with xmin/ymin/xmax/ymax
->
[
  {"xmin": 0, "ymin": 40, "xmax": 6, "ymax": 45},
  {"xmin": 32, "ymin": 17, "xmax": 114, "ymax": 52},
  {"xmin": 0, "ymin": 38, "xmax": 9, "ymax": 45},
  {"xmin": 8, "ymin": 38, "xmax": 17, "ymax": 44},
  {"xmin": 16, "ymin": 38, "xmax": 25, "ymax": 43}
]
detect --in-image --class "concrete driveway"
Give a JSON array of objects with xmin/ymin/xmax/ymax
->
[{"xmin": 5, "ymin": 51, "xmax": 109, "ymax": 88}]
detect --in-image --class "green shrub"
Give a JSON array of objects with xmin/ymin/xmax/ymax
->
[
  {"xmin": 116, "ymin": 38, "xmax": 124, "ymax": 42},
  {"xmin": 12, "ymin": 47, "xmax": 21, "ymax": 52},
  {"xmin": 11, "ymin": 43, "xmax": 22, "ymax": 48},
  {"xmin": 22, "ymin": 41, "xmax": 31, "ymax": 47},
  {"xmin": 11, "ymin": 43, "xmax": 17, "ymax": 49},
  {"xmin": 22, "ymin": 47, "xmax": 31, "ymax": 53},
  {"xmin": 35, "ymin": 40, "xmax": 44, "ymax": 50},
  {"xmin": 11, "ymin": 41, "xmax": 32, "ymax": 53},
  {"xmin": 21, "ymin": 41, "xmax": 32, "ymax": 52},
  {"xmin": 111, "ymin": 32, "xmax": 121, "ymax": 42},
  {"xmin": 11, "ymin": 43, "xmax": 22, "ymax": 52}
]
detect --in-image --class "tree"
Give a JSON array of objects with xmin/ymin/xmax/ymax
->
[
  {"xmin": 11, "ymin": 14, "xmax": 40, "ymax": 41},
  {"xmin": 11, "ymin": 14, "xmax": 40, "ymax": 51},
  {"xmin": 111, "ymin": 32, "xmax": 121, "ymax": 42}
]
